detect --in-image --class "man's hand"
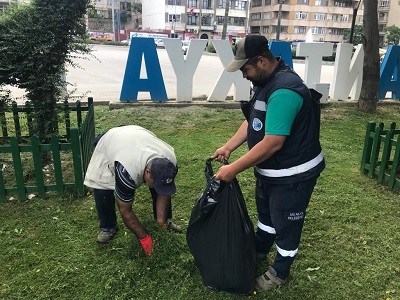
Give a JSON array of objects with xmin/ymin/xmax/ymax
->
[
  {"xmin": 214, "ymin": 164, "xmax": 237, "ymax": 182},
  {"xmin": 212, "ymin": 146, "xmax": 231, "ymax": 163},
  {"xmin": 139, "ymin": 234, "xmax": 154, "ymax": 256}
]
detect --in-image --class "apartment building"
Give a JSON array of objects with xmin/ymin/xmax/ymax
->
[
  {"xmin": 142, "ymin": 0, "xmax": 249, "ymax": 41},
  {"xmin": 378, "ymin": 0, "xmax": 400, "ymax": 45},
  {"xmin": 248, "ymin": 0, "xmax": 365, "ymax": 43}
]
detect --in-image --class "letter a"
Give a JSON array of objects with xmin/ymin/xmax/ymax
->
[{"xmin": 120, "ymin": 37, "xmax": 168, "ymax": 102}]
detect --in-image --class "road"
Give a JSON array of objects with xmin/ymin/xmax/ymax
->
[{"xmin": 7, "ymin": 45, "xmax": 335, "ymax": 104}]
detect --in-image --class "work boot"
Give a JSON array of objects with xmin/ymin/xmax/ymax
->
[
  {"xmin": 255, "ymin": 266, "xmax": 287, "ymax": 292},
  {"xmin": 166, "ymin": 220, "xmax": 182, "ymax": 233},
  {"xmin": 97, "ymin": 227, "xmax": 118, "ymax": 244}
]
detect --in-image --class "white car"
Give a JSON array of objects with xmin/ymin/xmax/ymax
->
[
  {"xmin": 155, "ymin": 38, "xmax": 165, "ymax": 48},
  {"xmin": 182, "ymin": 40, "xmax": 190, "ymax": 55}
]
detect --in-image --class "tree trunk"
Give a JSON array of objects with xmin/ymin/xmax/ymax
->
[
  {"xmin": 221, "ymin": 0, "xmax": 230, "ymax": 40},
  {"xmin": 358, "ymin": 0, "xmax": 380, "ymax": 112}
]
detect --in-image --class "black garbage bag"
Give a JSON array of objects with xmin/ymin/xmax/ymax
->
[{"xmin": 186, "ymin": 159, "xmax": 256, "ymax": 295}]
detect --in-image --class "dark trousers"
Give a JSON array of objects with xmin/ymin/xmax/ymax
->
[
  {"xmin": 94, "ymin": 188, "xmax": 172, "ymax": 231},
  {"xmin": 254, "ymin": 176, "xmax": 318, "ymax": 280}
]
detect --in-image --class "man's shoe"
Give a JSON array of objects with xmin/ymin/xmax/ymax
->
[
  {"xmin": 97, "ymin": 227, "xmax": 118, "ymax": 244},
  {"xmin": 166, "ymin": 220, "xmax": 182, "ymax": 233},
  {"xmin": 255, "ymin": 266, "xmax": 287, "ymax": 292}
]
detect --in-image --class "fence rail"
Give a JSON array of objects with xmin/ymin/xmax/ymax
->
[
  {"xmin": 361, "ymin": 121, "xmax": 400, "ymax": 191},
  {"xmin": 0, "ymin": 98, "xmax": 95, "ymax": 202}
]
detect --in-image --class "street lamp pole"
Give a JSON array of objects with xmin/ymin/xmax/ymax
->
[
  {"xmin": 111, "ymin": 0, "xmax": 116, "ymax": 41},
  {"xmin": 349, "ymin": 0, "xmax": 361, "ymax": 44},
  {"xmin": 276, "ymin": 0, "xmax": 283, "ymax": 41}
]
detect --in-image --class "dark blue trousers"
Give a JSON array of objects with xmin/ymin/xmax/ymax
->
[{"xmin": 254, "ymin": 176, "xmax": 318, "ymax": 280}]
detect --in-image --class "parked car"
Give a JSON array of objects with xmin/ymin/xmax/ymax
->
[
  {"xmin": 89, "ymin": 34, "xmax": 113, "ymax": 42},
  {"xmin": 155, "ymin": 38, "xmax": 165, "ymax": 48},
  {"xmin": 182, "ymin": 40, "xmax": 190, "ymax": 55}
]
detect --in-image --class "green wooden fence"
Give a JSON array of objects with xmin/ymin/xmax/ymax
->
[
  {"xmin": 0, "ymin": 98, "xmax": 95, "ymax": 201},
  {"xmin": 361, "ymin": 121, "xmax": 400, "ymax": 191}
]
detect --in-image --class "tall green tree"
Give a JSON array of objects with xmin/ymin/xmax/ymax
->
[
  {"xmin": 131, "ymin": 2, "xmax": 142, "ymax": 29},
  {"xmin": 343, "ymin": 24, "xmax": 363, "ymax": 45},
  {"xmin": 0, "ymin": 0, "xmax": 91, "ymax": 142},
  {"xmin": 358, "ymin": 0, "xmax": 380, "ymax": 112},
  {"xmin": 384, "ymin": 25, "xmax": 400, "ymax": 45}
]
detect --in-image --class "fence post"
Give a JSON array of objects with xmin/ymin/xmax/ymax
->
[
  {"xmin": 361, "ymin": 122, "xmax": 376, "ymax": 174},
  {"xmin": 377, "ymin": 129, "xmax": 394, "ymax": 183},
  {"xmin": 10, "ymin": 136, "xmax": 26, "ymax": 200},
  {"xmin": 368, "ymin": 123, "xmax": 384, "ymax": 178},
  {"xmin": 70, "ymin": 128, "xmax": 84, "ymax": 196},
  {"xmin": 31, "ymin": 135, "xmax": 46, "ymax": 198},
  {"xmin": 388, "ymin": 134, "xmax": 400, "ymax": 190}
]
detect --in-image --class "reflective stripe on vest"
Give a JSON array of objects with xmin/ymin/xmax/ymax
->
[{"xmin": 255, "ymin": 151, "xmax": 324, "ymax": 178}]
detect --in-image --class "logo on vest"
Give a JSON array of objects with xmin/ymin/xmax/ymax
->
[{"xmin": 252, "ymin": 118, "xmax": 263, "ymax": 131}]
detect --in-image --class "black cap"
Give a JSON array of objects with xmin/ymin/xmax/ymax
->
[
  {"xmin": 226, "ymin": 35, "xmax": 269, "ymax": 72},
  {"xmin": 150, "ymin": 158, "xmax": 177, "ymax": 196}
]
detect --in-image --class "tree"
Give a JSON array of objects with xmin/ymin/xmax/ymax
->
[
  {"xmin": 0, "ymin": 0, "xmax": 91, "ymax": 142},
  {"xmin": 384, "ymin": 25, "xmax": 400, "ymax": 45},
  {"xmin": 131, "ymin": 2, "xmax": 142, "ymax": 29},
  {"xmin": 358, "ymin": 0, "xmax": 380, "ymax": 112},
  {"xmin": 343, "ymin": 24, "xmax": 363, "ymax": 45},
  {"xmin": 221, "ymin": 0, "xmax": 230, "ymax": 40}
]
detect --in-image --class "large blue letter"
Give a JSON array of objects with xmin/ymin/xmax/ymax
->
[
  {"xmin": 120, "ymin": 37, "xmax": 168, "ymax": 102},
  {"xmin": 269, "ymin": 41, "xmax": 293, "ymax": 69},
  {"xmin": 379, "ymin": 45, "xmax": 400, "ymax": 100}
]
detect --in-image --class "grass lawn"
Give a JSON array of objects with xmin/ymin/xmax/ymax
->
[{"xmin": 1, "ymin": 103, "xmax": 399, "ymax": 300}]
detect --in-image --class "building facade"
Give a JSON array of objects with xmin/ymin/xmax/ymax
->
[
  {"xmin": 142, "ymin": 0, "xmax": 249, "ymax": 41},
  {"xmin": 248, "ymin": 0, "xmax": 364, "ymax": 43},
  {"xmin": 378, "ymin": 0, "xmax": 400, "ymax": 46}
]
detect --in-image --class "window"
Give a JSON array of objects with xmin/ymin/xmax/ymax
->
[
  {"xmin": 188, "ymin": 0, "xmax": 198, "ymax": 8},
  {"xmin": 340, "ymin": 14, "xmax": 349, "ymax": 22},
  {"xmin": 263, "ymin": 12, "xmax": 272, "ymax": 19},
  {"xmin": 315, "ymin": 0, "xmax": 328, "ymax": 5},
  {"xmin": 251, "ymin": 12, "xmax": 262, "ymax": 20},
  {"xmin": 295, "ymin": 12, "xmax": 308, "ymax": 19},
  {"xmin": 297, "ymin": 0, "xmax": 309, "ymax": 4},
  {"xmin": 234, "ymin": 1, "xmax": 247, "ymax": 9},
  {"xmin": 330, "ymin": 28, "xmax": 343, "ymax": 35},
  {"xmin": 217, "ymin": 16, "xmax": 225, "ymax": 24},
  {"xmin": 294, "ymin": 26, "xmax": 307, "ymax": 34},
  {"xmin": 279, "ymin": 26, "xmax": 288, "ymax": 33},
  {"xmin": 311, "ymin": 27, "xmax": 325, "ymax": 34},
  {"xmin": 262, "ymin": 26, "xmax": 270, "ymax": 33},
  {"xmin": 331, "ymin": 14, "xmax": 338, "ymax": 21},
  {"xmin": 252, "ymin": 0, "xmax": 262, "ymax": 6},
  {"xmin": 313, "ymin": 13, "xmax": 326, "ymax": 20},
  {"xmin": 379, "ymin": 0, "xmax": 389, "ymax": 7},
  {"xmin": 265, "ymin": 0, "xmax": 271, "ymax": 4},
  {"xmin": 168, "ymin": 0, "xmax": 182, "ymax": 4},
  {"xmin": 187, "ymin": 15, "xmax": 197, "ymax": 25},
  {"xmin": 169, "ymin": 14, "xmax": 181, "ymax": 23},
  {"xmin": 334, "ymin": 1, "xmax": 351, "ymax": 7}
]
